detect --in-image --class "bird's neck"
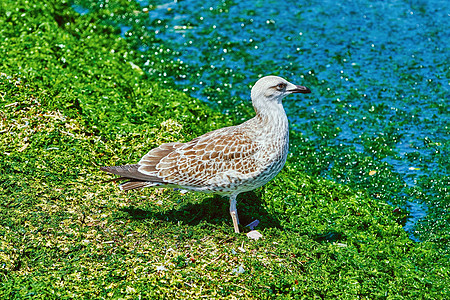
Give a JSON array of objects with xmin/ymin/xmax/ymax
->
[
  {"xmin": 254, "ymin": 102, "xmax": 288, "ymax": 131},
  {"xmin": 251, "ymin": 102, "xmax": 290, "ymax": 163}
]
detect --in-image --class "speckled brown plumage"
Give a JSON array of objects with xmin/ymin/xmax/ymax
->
[{"xmin": 101, "ymin": 76, "xmax": 311, "ymax": 233}]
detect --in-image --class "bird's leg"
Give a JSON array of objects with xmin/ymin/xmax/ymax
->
[{"xmin": 229, "ymin": 195, "xmax": 240, "ymax": 233}]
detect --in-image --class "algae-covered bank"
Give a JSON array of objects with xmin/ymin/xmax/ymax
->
[{"xmin": 1, "ymin": 0, "xmax": 449, "ymax": 298}]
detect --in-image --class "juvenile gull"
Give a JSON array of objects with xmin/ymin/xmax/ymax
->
[{"xmin": 101, "ymin": 76, "xmax": 311, "ymax": 233}]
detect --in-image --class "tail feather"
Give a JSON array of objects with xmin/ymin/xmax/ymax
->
[
  {"xmin": 119, "ymin": 180, "xmax": 161, "ymax": 191},
  {"xmin": 100, "ymin": 164, "xmax": 167, "ymax": 191},
  {"xmin": 100, "ymin": 164, "xmax": 165, "ymax": 182}
]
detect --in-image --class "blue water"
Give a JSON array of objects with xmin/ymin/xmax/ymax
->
[{"xmin": 73, "ymin": 0, "xmax": 449, "ymax": 241}]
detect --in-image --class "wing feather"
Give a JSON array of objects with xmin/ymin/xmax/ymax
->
[{"xmin": 155, "ymin": 126, "xmax": 261, "ymax": 187}]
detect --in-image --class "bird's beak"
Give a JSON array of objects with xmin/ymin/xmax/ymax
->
[{"xmin": 287, "ymin": 85, "xmax": 311, "ymax": 94}]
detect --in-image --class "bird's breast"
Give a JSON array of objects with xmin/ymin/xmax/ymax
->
[{"xmin": 253, "ymin": 122, "xmax": 289, "ymax": 171}]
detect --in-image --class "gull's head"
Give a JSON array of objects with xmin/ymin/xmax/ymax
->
[{"xmin": 251, "ymin": 76, "xmax": 311, "ymax": 106}]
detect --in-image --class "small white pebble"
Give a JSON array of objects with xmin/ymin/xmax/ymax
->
[
  {"xmin": 156, "ymin": 265, "xmax": 167, "ymax": 271},
  {"xmin": 233, "ymin": 265, "xmax": 245, "ymax": 274},
  {"xmin": 247, "ymin": 230, "xmax": 263, "ymax": 240}
]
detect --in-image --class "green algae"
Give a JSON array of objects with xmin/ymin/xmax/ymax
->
[{"xmin": 0, "ymin": 0, "xmax": 449, "ymax": 298}]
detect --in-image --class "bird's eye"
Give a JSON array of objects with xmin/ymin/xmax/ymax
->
[{"xmin": 276, "ymin": 83, "xmax": 286, "ymax": 91}]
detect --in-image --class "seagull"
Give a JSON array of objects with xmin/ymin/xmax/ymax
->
[{"xmin": 101, "ymin": 76, "xmax": 311, "ymax": 233}]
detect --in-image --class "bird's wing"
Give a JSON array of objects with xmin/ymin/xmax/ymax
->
[
  {"xmin": 138, "ymin": 126, "xmax": 261, "ymax": 187},
  {"xmin": 138, "ymin": 142, "xmax": 185, "ymax": 173},
  {"xmin": 101, "ymin": 142, "xmax": 184, "ymax": 183}
]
